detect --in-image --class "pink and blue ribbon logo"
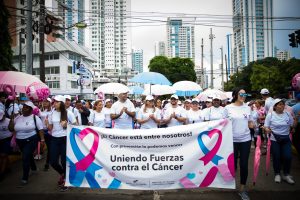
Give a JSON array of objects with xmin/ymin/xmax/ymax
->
[
  {"xmin": 198, "ymin": 129, "xmax": 223, "ymax": 165},
  {"xmin": 67, "ymin": 127, "xmax": 120, "ymax": 189}
]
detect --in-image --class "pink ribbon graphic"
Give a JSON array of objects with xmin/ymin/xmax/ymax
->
[
  {"xmin": 75, "ymin": 128, "xmax": 99, "ymax": 171},
  {"xmin": 198, "ymin": 129, "xmax": 223, "ymax": 165}
]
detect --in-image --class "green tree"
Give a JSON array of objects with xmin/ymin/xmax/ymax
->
[
  {"xmin": 0, "ymin": 2, "xmax": 14, "ymax": 71},
  {"xmin": 148, "ymin": 56, "xmax": 196, "ymax": 84}
]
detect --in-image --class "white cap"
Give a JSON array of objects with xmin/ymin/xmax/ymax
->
[
  {"xmin": 211, "ymin": 94, "xmax": 221, "ymax": 100},
  {"xmin": 178, "ymin": 100, "xmax": 182, "ymax": 105},
  {"xmin": 170, "ymin": 94, "xmax": 179, "ymax": 99},
  {"xmin": 64, "ymin": 95, "xmax": 71, "ymax": 100},
  {"xmin": 54, "ymin": 95, "xmax": 65, "ymax": 103},
  {"xmin": 24, "ymin": 101, "xmax": 35, "ymax": 109},
  {"xmin": 273, "ymin": 98, "xmax": 284, "ymax": 106},
  {"xmin": 191, "ymin": 98, "xmax": 199, "ymax": 103},
  {"xmin": 260, "ymin": 88, "xmax": 269, "ymax": 95},
  {"xmin": 46, "ymin": 98, "xmax": 52, "ymax": 103},
  {"xmin": 206, "ymin": 98, "xmax": 212, "ymax": 102},
  {"xmin": 184, "ymin": 99, "xmax": 192, "ymax": 103},
  {"xmin": 105, "ymin": 99, "xmax": 112, "ymax": 104},
  {"xmin": 0, "ymin": 109, "xmax": 4, "ymax": 119},
  {"xmin": 145, "ymin": 95, "xmax": 154, "ymax": 101},
  {"xmin": 136, "ymin": 99, "xmax": 142, "ymax": 103}
]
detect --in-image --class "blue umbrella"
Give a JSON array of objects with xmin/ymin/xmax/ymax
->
[
  {"xmin": 129, "ymin": 86, "xmax": 144, "ymax": 95},
  {"xmin": 129, "ymin": 72, "xmax": 171, "ymax": 85}
]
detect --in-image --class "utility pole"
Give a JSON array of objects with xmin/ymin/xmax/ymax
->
[
  {"xmin": 201, "ymin": 38, "xmax": 204, "ymax": 89},
  {"xmin": 220, "ymin": 46, "xmax": 224, "ymax": 90},
  {"xmin": 225, "ymin": 54, "xmax": 228, "ymax": 89},
  {"xmin": 19, "ymin": 32, "xmax": 22, "ymax": 71},
  {"xmin": 209, "ymin": 28, "xmax": 215, "ymax": 88},
  {"xmin": 25, "ymin": 0, "xmax": 33, "ymax": 74},
  {"xmin": 39, "ymin": 0, "xmax": 45, "ymax": 83}
]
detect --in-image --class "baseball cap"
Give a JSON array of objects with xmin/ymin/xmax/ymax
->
[
  {"xmin": 211, "ymin": 94, "xmax": 221, "ymax": 100},
  {"xmin": 170, "ymin": 94, "xmax": 179, "ymax": 100},
  {"xmin": 206, "ymin": 98, "xmax": 212, "ymax": 102},
  {"xmin": 54, "ymin": 95, "xmax": 65, "ymax": 103},
  {"xmin": 24, "ymin": 101, "xmax": 35, "ymax": 109},
  {"xmin": 46, "ymin": 98, "xmax": 52, "ymax": 103},
  {"xmin": 105, "ymin": 99, "xmax": 112, "ymax": 104},
  {"xmin": 145, "ymin": 95, "xmax": 154, "ymax": 101},
  {"xmin": 273, "ymin": 98, "xmax": 284, "ymax": 107},
  {"xmin": 260, "ymin": 88, "xmax": 269, "ymax": 95},
  {"xmin": 191, "ymin": 98, "xmax": 199, "ymax": 103},
  {"xmin": 184, "ymin": 99, "xmax": 192, "ymax": 103},
  {"xmin": 64, "ymin": 95, "xmax": 71, "ymax": 100}
]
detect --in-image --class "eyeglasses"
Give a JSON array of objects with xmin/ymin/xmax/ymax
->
[{"xmin": 239, "ymin": 93, "xmax": 249, "ymax": 97}]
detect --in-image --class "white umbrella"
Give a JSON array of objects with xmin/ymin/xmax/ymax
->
[
  {"xmin": 94, "ymin": 83, "xmax": 129, "ymax": 95},
  {"xmin": 197, "ymin": 88, "xmax": 227, "ymax": 101},
  {"xmin": 143, "ymin": 85, "xmax": 175, "ymax": 96},
  {"xmin": 172, "ymin": 81, "xmax": 202, "ymax": 96}
]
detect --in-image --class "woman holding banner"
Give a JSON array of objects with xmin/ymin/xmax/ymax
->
[
  {"xmin": 224, "ymin": 88, "xmax": 254, "ymax": 200},
  {"xmin": 136, "ymin": 95, "xmax": 161, "ymax": 129}
]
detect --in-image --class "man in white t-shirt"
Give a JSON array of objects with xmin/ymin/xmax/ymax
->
[
  {"xmin": 163, "ymin": 94, "xmax": 187, "ymax": 127},
  {"xmin": 111, "ymin": 92, "xmax": 136, "ymax": 129},
  {"xmin": 260, "ymin": 88, "xmax": 274, "ymax": 114}
]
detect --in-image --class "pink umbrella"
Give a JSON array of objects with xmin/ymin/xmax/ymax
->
[
  {"xmin": 266, "ymin": 134, "xmax": 271, "ymax": 176},
  {"xmin": 0, "ymin": 71, "xmax": 46, "ymax": 93},
  {"xmin": 253, "ymin": 135, "xmax": 261, "ymax": 185}
]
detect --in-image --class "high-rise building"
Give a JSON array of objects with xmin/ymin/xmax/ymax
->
[
  {"xmin": 167, "ymin": 18, "xmax": 195, "ymax": 62},
  {"xmin": 232, "ymin": 0, "xmax": 273, "ymax": 70},
  {"xmin": 132, "ymin": 49, "xmax": 143, "ymax": 73},
  {"xmin": 155, "ymin": 41, "xmax": 166, "ymax": 56},
  {"xmin": 276, "ymin": 50, "xmax": 291, "ymax": 61},
  {"xmin": 89, "ymin": 0, "xmax": 132, "ymax": 79}
]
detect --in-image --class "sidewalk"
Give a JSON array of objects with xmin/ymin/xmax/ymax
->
[{"xmin": 0, "ymin": 149, "xmax": 300, "ymax": 200}]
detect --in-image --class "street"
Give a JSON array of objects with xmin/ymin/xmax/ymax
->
[{"xmin": 0, "ymin": 148, "xmax": 300, "ymax": 200}]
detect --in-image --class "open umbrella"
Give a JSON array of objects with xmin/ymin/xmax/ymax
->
[
  {"xmin": 197, "ymin": 88, "xmax": 227, "ymax": 101},
  {"xmin": 253, "ymin": 135, "xmax": 261, "ymax": 185},
  {"xmin": 129, "ymin": 72, "xmax": 171, "ymax": 85},
  {"xmin": 172, "ymin": 81, "xmax": 202, "ymax": 97},
  {"xmin": 143, "ymin": 85, "xmax": 175, "ymax": 96},
  {"xmin": 94, "ymin": 83, "xmax": 129, "ymax": 95},
  {"xmin": 0, "ymin": 71, "xmax": 48, "ymax": 93},
  {"xmin": 129, "ymin": 86, "xmax": 144, "ymax": 95},
  {"xmin": 266, "ymin": 134, "xmax": 271, "ymax": 176}
]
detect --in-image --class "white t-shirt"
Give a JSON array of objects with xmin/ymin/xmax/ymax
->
[
  {"xmin": 202, "ymin": 106, "xmax": 226, "ymax": 121},
  {"xmin": 264, "ymin": 97, "xmax": 274, "ymax": 114},
  {"xmin": 48, "ymin": 110, "xmax": 76, "ymax": 137},
  {"xmin": 186, "ymin": 109, "xmax": 203, "ymax": 124},
  {"xmin": 163, "ymin": 105, "xmax": 187, "ymax": 127},
  {"xmin": 7, "ymin": 103, "xmax": 20, "ymax": 116},
  {"xmin": 89, "ymin": 110, "xmax": 106, "ymax": 128},
  {"xmin": 264, "ymin": 111, "xmax": 294, "ymax": 141},
  {"xmin": 0, "ymin": 118, "xmax": 12, "ymax": 139},
  {"xmin": 14, "ymin": 114, "xmax": 43, "ymax": 139},
  {"xmin": 39, "ymin": 110, "xmax": 52, "ymax": 130},
  {"xmin": 136, "ymin": 107, "xmax": 160, "ymax": 129},
  {"xmin": 111, "ymin": 99, "xmax": 136, "ymax": 129},
  {"xmin": 224, "ymin": 103, "xmax": 253, "ymax": 142},
  {"xmin": 67, "ymin": 106, "xmax": 79, "ymax": 123},
  {"xmin": 103, "ymin": 107, "xmax": 112, "ymax": 128}
]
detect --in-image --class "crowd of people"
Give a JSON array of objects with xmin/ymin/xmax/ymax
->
[{"xmin": 0, "ymin": 87, "xmax": 299, "ymax": 200}]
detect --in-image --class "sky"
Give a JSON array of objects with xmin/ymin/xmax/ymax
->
[{"xmin": 129, "ymin": 0, "xmax": 300, "ymax": 89}]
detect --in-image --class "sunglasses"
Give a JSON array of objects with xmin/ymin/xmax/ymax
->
[{"xmin": 239, "ymin": 93, "xmax": 249, "ymax": 97}]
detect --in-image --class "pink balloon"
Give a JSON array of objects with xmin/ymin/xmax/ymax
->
[
  {"xmin": 26, "ymin": 82, "xmax": 50, "ymax": 101},
  {"xmin": 292, "ymin": 73, "xmax": 300, "ymax": 90}
]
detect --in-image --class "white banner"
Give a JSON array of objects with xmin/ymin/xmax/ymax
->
[{"xmin": 66, "ymin": 119, "xmax": 235, "ymax": 190}]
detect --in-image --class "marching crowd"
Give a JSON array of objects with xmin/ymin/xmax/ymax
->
[{"xmin": 0, "ymin": 87, "xmax": 299, "ymax": 200}]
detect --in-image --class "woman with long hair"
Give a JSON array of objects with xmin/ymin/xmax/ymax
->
[
  {"xmin": 136, "ymin": 95, "xmax": 161, "ymax": 129},
  {"xmin": 8, "ymin": 101, "xmax": 45, "ymax": 185},
  {"xmin": 89, "ymin": 100, "xmax": 106, "ymax": 128},
  {"xmin": 46, "ymin": 95, "xmax": 76, "ymax": 191},
  {"xmin": 224, "ymin": 88, "xmax": 254, "ymax": 200}
]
